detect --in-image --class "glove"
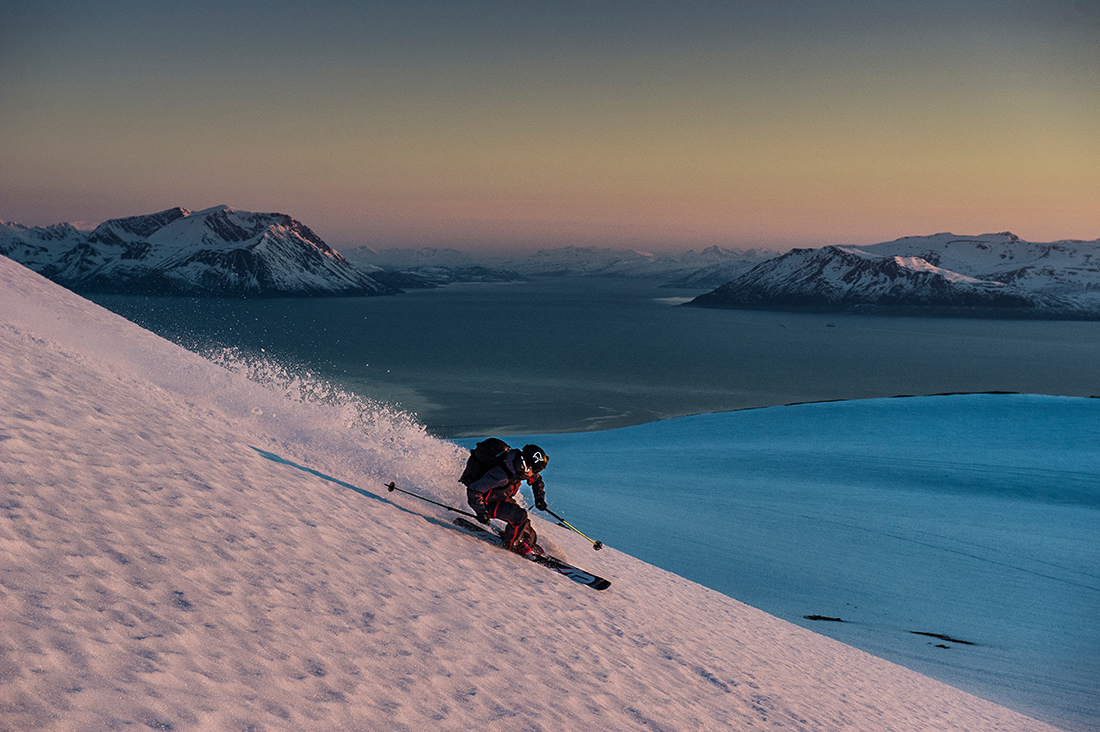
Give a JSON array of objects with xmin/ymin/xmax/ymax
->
[
  {"xmin": 476, "ymin": 512, "xmax": 490, "ymax": 525},
  {"xmin": 534, "ymin": 497, "xmax": 547, "ymax": 511}
]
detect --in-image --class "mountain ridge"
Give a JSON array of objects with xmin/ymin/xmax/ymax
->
[
  {"xmin": 688, "ymin": 233, "xmax": 1100, "ymax": 318},
  {"xmin": 5, "ymin": 209, "xmax": 1097, "ymax": 313},
  {"xmin": 1, "ymin": 206, "xmax": 394, "ymax": 297},
  {"xmin": 340, "ymin": 242, "xmax": 770, "ymax": 287}
]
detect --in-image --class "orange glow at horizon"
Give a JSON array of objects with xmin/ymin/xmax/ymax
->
[{"xmin": 1, "ymin": 2, "xmax": 1097, "ymax": 251}]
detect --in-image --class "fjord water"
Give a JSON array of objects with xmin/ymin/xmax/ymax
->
[
  {"xmin": 92, "ymin": 277, "xmax": 1100, "ymax": 437},
  {"xmin": 514, "ymin": 394, "xmax": 1100, "ymax": 732}
]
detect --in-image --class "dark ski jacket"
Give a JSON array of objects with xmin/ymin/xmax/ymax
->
[{"xmin": 467, "ymin": 449, "xmax": 545, "ymax": 508}]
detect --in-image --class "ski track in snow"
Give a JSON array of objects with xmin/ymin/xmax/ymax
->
[{"xmin": 0, "ymin": 256, "xmax": 1071, "ymax": 731}]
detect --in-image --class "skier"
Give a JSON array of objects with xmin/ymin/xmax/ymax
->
[{"xmin": 465, "ymin": 443, "xmax": 549, "ymax": 554}]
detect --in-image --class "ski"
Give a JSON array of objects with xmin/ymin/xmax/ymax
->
[{"xmin": 453, "ymin": 517, "xmax": 611, "ymax": 591}]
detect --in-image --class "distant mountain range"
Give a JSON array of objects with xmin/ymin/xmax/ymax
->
[
  {"xmin": 0, "ymin": 206, "xmax": 394, "ymax": 296},
  {"xmin": 4, "ymin": 208, "xmax": 1097, "ymax": 317},
  {"xmin": 1, "ymin": 207, "xmax": 766, "ymax": 295},
  {"xmin": 338, "ymin": 246, "xmax": 528, "ymax": 287},
  {"xmin": 687, "ymin": 233, "xmax": 1100, "ymax": 318},
  {"xmin": 340, "ymin": 244, "xmax": 769, "ymax": 287}
]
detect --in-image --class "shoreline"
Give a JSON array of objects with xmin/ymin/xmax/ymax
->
[{"xmin": 429, "ymin": 389, "xmax": 1099, "ymax": 439}]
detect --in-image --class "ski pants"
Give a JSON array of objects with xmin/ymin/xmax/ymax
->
[{"xmin": 468, "ymin": 487, "xmax": 535, "ymax": 548}]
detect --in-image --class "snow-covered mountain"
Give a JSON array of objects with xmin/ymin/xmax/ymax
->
[
  {"xmin": 689, "ymin": 233, "xmax": 1100, "ymax": 317},
  {"xmin": 663, "ymin": 253, "xmax": 771, "ymax": 288},
  {"xmin": 862, "ymin": 232, "xmax": 1100, "ymax": 299},
  {"xmin": 1, "ymin": 206, "xmax": 395, "ymax": 296},
  {"xmin": 340, "ymin": 245, "xmax": 527, "ymax": 287},
  {"xmin": 503, "ymin": 245, "xmax": 674, "ymax": 277},
  {"xmin": 339, "ymin": 244, "xmax": 770, "ymax": 286},
  {"xmin": 1, "ymin": 255, "xmax": 1071, "ymax": 731},
  {"xmin": 0, "ymin": 221, "xmax": 89, "ymax": 270},
  {"xmin": 496, "ymin": 244, "xmax": 769, "ymax": 282}
]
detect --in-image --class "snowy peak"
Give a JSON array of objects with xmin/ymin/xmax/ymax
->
[
  {"xmin": 688, "ymin": 237, "xmax": 1098, "ymax": 316},
  {"xmin": 89, "ymin": 206, "xmax": 192, "ymax": 244},
  {"xmin": 1, "ymin": 220, "xmax": 84, "ymax": 241},
  {"xmin": 1, "ymin": 207, "xmax": 392, "ymax": 297},
  {"xmin": 866, "ymin": 233, "xmax": 1035, "ymax": 272},
  {"xmin": 0, "ymin": 220, "xmax": 91, "ymax": 272}
]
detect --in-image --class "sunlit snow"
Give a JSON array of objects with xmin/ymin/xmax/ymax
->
[{"xmin": 1, "ymin": 256, "xmax": 1086, "ymax": 731}]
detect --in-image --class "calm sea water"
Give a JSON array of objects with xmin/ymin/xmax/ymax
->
[{"xmin": 91, "ymin": 278, "xmax": 1100, "ymax": 437}]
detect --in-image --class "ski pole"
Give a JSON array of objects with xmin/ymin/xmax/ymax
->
[
  {"xmin": 543, "ymin": 507, "xmax": 603, "ymax": 550},
  {"xmin": 384, "ymin": 481, "xmax": 479, "ymax": 519}
]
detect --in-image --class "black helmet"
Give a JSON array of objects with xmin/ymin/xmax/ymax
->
[{"xmin": 522, "ymin": 444, "xmax": 548, "ymax": 473}]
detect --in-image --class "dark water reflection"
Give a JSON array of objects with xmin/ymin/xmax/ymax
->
[{"xmin": 91, "ymin": 278, "xmax": 1100, "ymax": 437}]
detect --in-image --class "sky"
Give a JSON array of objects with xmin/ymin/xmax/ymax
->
[{"xmin": 1, "ymin": 0, "xmax": 1098, "ymax": 252}]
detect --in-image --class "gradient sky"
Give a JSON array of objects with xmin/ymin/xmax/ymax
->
[{"xmin": 2, "ymin": 1, "xmax": 1097, "ymax": 252}]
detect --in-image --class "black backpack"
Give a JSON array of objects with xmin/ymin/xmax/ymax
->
[{"xmin": 459, "ymin": 438, "xmax": 511, "ymax": 486}]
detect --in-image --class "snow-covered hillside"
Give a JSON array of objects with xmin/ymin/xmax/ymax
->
[
  {"xmin": 689, "ymin": 233, "xmax": 1100, "ymax": 317},
  {"xmin": 862, "ymin": 232, "xmax": 1100, "ymax": 298},
  {"xmin": 662, "ymin": 254, "xmax": 768, "ymax": 288},
  {"xmin": 0, "ymin": 258, "xmax": 1067, "ymax": 730},
  {"xmin": 1, "ymin": 206, "xmax": 394, "ymax": 296}
]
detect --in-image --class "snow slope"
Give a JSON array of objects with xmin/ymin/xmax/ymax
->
[{"xmin": 0, "ymin": 256, "xmax": 1068, "ymax": 731}]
